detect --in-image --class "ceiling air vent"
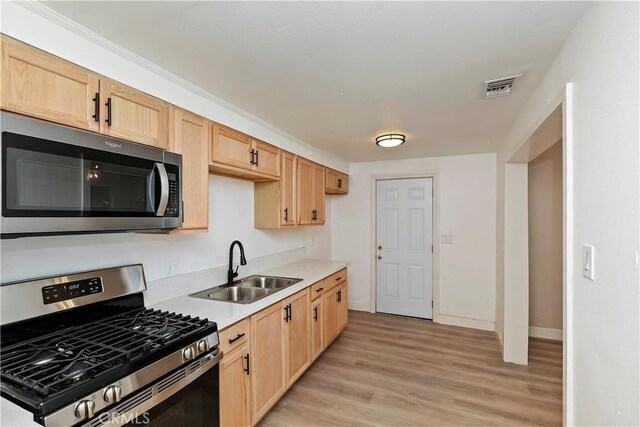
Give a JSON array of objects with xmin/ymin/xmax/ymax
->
[{"xmin": 484, "ymin": 74, "xmax": 522, "ymax": 99}]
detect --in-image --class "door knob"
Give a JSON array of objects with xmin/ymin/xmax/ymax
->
[{"xmin": 377, "ymin": 255, "xmax": 383, "ymax": 260}]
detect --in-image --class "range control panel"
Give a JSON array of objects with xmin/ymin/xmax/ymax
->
[{"xmin": 42, "ymin": 277, "xmax": 103, "ymax": 305}]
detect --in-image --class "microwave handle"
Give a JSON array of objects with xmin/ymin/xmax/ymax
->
[{"xmin": 153, "ymin": 163, "xmax": 169, "ymax": 216}]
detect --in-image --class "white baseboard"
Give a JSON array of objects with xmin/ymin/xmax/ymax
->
[
  {"xmin": 435, "ymin": 313, "xmax": 495, "ymax": 331},
  {"xmin": 348, "ymin": 301, "xmax": 370, "ymax": 312},
  {"xmin": 529, "ymin": 326, "xmax": 563, "ymax": 341}
]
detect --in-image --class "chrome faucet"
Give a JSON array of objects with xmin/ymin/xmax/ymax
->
[{"xmin": 227, "ymin": 240, "xmax": 247, "ymax": 285}]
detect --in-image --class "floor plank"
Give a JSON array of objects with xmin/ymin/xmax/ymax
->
[{"xmin": 260, "ymin": 311, "xmax": 563, "ymax": 427}]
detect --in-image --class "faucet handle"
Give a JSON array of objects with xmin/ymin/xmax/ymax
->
[{"xmin": 233, "ymin": 265, "xmax": 240, "ymax": 277}]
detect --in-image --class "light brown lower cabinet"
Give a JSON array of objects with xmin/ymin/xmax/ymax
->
[
  {"xmin": 220, "ymin": 344, "xmax": 251, "ymax": 427},
  {"xmin": 337, "ymin": 281, "xmax": 349, "ymax": 333},
  {"xmin": 221, "ymin": 271, "xmax": 348, "ymax": 427},
  {"xmin": 311, "ymin": 297, "xmax": 324, "ymax": 360},
  {"xmin": 284, "ymin": 289, "xmax": 311, "ymax": 385},
  {"xmin": 250, "ymin": 302, "xmax": 286, "ymax": 424},
  {"xmin": 323, "ymin": 285, "xmax": 339, "ymax": 346}
]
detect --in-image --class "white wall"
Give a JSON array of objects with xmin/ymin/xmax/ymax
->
[
  {"xmin": 0, "ymin": 2, "xmax": 339, "ymax": 283},
  {"xmin": 528, "ymin": 141, "xmax": 563, "ymax": 332},
  {"xmin": 496, "ymin": 2, "xmax": 639, "ymax": 425},
  {"xmin": 332, "ymin": 153, "xmax": 497, "ymax": 329}
]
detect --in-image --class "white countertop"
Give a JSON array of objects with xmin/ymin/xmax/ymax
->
[
  {"xmin": 152, "ymin": 258, "xmax": 349, "ymax": 330},
  {"xmin": 1, "ymin": 258, "xmax": 348, "ymax": 426}
]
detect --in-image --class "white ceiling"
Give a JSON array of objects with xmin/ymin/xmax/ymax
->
[{"xmin": 43, "ymin": 1, "xmax": 589, "ymax": 162}]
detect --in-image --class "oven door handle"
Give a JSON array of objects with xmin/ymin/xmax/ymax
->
[
  {"xmin": 152, "ymin": 163, "xmax": 169, "ymax": 216},
  {"xmin": 92, "ymin": 350, "xmax": 223, "ymax": 427}
]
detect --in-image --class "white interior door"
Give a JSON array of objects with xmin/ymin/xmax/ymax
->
[{"xmin": 376, "ymin": 178, "xmax": 433, "ymax": 319}]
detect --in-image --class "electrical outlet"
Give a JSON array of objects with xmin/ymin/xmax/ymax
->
[{"xmin": 167, "ymin": 259, "xmax": 180, "ymax": 277}]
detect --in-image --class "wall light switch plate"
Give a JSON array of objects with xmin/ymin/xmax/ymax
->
[
  {"xmin": 441, "ymin": 234, "xmax": 453, "ymax": 244},
  {"xmin": 582, "ymin": 244, "xmax": 595, "ymax": 281}
]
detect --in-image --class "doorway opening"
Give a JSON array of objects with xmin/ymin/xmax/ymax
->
[
  {"xmin": 502, "ymin": 83, "xmax": 573, "ymax": 424},
  {"xmin": 374, "ymin": 177, "xmax": 434, "ymax": 320}
]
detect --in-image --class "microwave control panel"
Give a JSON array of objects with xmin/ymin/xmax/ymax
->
[
  {"xmin": 166, "ymin": 171, "xmax": 180, "ymax": 217},
  {"xmin": 42, "ymin": 277, "xmax": 103, "ymax": 305}
]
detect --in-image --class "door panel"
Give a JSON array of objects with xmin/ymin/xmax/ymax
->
[
  {"xmin": 250, "ymin": 303, "xmax": 285, "ymax": 423},
  {"xmin": 252, "ymin": 140, "xmax": 280, "ymax": 177},
  {"xmin": 211, "ymin": 124, "xmax": 252, "ymax": 170},
  {"xmin": 170, "ymin": 108, "xmax": 209, "ymax": 230},
  {"xmin": 280, "ymin": 152, "xmax": 296, "ymax": 226},
  {"xmin": 220, "ymin": 345, "xmax": 250, "ymax": 427},
  {"xmin": 99, "ymin": 79, "xmax": 169, "ymax": 149},
  {"xmin": 376, "ymin": 178, "xmax": 433, "ymax": 319},
  {"xmin": 297, "ymin": 158, "xmax": 314, "ymax": 225},
  {"xmin": 323, "ymin": 287, "xmax": 338, "ymax": 346},
  {"xmin": 1, "ymin": 36, "xmax": 100, "ymax": 132},
  {"xmin": 337, "ymin": 282, "xmax": 348, "ymax": 332},
  {"xmin": 285, "ymin": 290, "xmax": 311, "ymax": 385},
  {"xmin": 311, "ymin": 298, "xmax": 323, "ymax": 359},
  {"xmin": 312, "ymin": 164, "xmax": 325, "ymax": 224}
]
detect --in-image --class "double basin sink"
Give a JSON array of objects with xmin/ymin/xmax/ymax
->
[{"xmin": 190, "ymin": 275, "xmax": 303, "ymax": 304}]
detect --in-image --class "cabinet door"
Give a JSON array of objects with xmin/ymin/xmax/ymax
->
[
  {"xmin": 1, "ymin": 36, "xmax": 100, "ymax": 132},
  {"xmin": 297, "ymin": 158, "xmax": 314, "ymax": 225},
  {"xmin": 311, "ymin": 298, "xmax": 324, "ymax": 360},
  {"xmin": 280, "ymin": 152, "xmax": 297, "ymax": 227},
  {"xmin": 99, "ymin": 79, "xmax": 169, "ymax": 148},
  {"xmin": 252, "ymin": 139, "xmax": 280, "ymax": 177},
  {"xmin": 211, "ymin": 124, "xmax": 252, "ymax": 170},
  {"xmin": 220, "ymin": 345, "xmax": 251, "ymax": 427},
  {"xmin": 312, "ymin": 164, "xmax": 326, "ymax": 224},
  {"xmin": 337, "ymin": 173, "xmax": 348, "ymax": 193},
  {"xmin": 323, "ymin": 287, "xmax": 338, "ymax": 347},
  {"xmin": 325, "ymin": 169, "xmax": 340, "ymax": 193},
  {"xmin": 337, "ymin": 282, "xmax": 349, "ymax": 333},
  {"xmin": 284, "ymin": 290, "xmax": 311, "ymax": 386},
  {"xmin": 169, "ymin": 108, "xmax": 209, "ymax": 231},
  {"xmin": 251, "ymin": 302, "xmax": 286, "ymax": 424}
]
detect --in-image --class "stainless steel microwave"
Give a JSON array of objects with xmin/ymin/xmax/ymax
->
[{"xmin": 0, "ymin": 111, "xmax": 182, "ymax": 238}]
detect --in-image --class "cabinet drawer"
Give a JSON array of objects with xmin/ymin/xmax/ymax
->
[
  {"xmin": 219, "ymin": 318, "xmax": 250, "ymax": 354},
  {"xmin": 324, "ymin": 268, "xmax": 347, "ymax": 291},
  {"xmin": 310, "ymin": 280, "xmax": 326, "ymax": 301}
]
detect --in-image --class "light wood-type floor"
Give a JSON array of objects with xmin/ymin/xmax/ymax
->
[{"xmin": 260, "ymin": 310, "xmax": 562, "ymax": 427}]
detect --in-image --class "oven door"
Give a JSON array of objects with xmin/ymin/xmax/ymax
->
[
  {"xmin": 90, "ymin": 351, "xmax": 221, "ymax": 427},
  {"xmin": 1, "ymin": 112, "xmax": 180, "ymax": 237}
]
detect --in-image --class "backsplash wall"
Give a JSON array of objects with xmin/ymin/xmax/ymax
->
[{"xmin": 0, "ymin": 175, "xmax": 332, "ymax": 283}]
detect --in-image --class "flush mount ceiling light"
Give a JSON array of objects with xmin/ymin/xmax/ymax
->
[{"xmin": 375, "ymin": 134, "xmax": 406, "ymax": 148}]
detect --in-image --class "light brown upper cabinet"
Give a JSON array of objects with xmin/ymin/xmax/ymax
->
[
  {"xmin": 254, "ymin": 151, "xmax": 296, "ymax": 229},
  {"xmin": 252, "ymin": 139, "xmax": 280, "ymax": 177},
  {"xmin": 312, "ymin": 163, "xmax": 326, "ymax": 224},
  {"xmin": 210, "ymin": 124, "xmax": 280, "ymax": 181},
  {"xmin": 99, "ymin": 79, "xmax": 169, "ymax": 149},
  {"xmin": 326, "ymin": 168, "xmax": 349, "ymax": 195},
  {"xmin": 1, "ymin": 35, "xmax": 100, "ymax": 132},
  {"xmin": 297, "ymin": 159, "xmax": 325, "ymax": 225},
  {"xmin": 169, "ymin": 107, "xmax": 209, "ymax": 231}
]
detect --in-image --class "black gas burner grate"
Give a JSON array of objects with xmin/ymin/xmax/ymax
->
[{"xmin": 0, "ymin": 308, "xmax": 209, "ymax": 398}]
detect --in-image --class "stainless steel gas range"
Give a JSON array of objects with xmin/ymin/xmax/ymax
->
[{"xmin": 0, "ymin": 264, "xmax": 221, "ymax": 427}]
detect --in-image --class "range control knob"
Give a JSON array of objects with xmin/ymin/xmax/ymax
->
[
  {"xmin": 103, "ymin": 385, "xmax": 122, "ymax": 404},
  {"xmin": 197, "ymin": 339, "xmax": 209, "ymax": 353},
  {"xmin": 183, "ymin": 346, "xmax": 195, "ymax": 361},
  {"xmin": 74, "ymin": 400, "xmax": 95, "ymax": 420}
]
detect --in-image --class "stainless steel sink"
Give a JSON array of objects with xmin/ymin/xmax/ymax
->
[
  {"xmin": 190, "ymin": 275, "xmax": 302, "ymax": 304},
  {"xmin": 238, "ymin": 275, "xmax": 301, "ymax": 290}
]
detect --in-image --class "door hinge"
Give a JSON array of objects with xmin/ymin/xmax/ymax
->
[
  {"xmin": 431, "ymin": 244, "xmax": 433, "ymax": 253},
  {"xmin": 432, "ymin": 301, "xmax": 433, "ymax": 308}
]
